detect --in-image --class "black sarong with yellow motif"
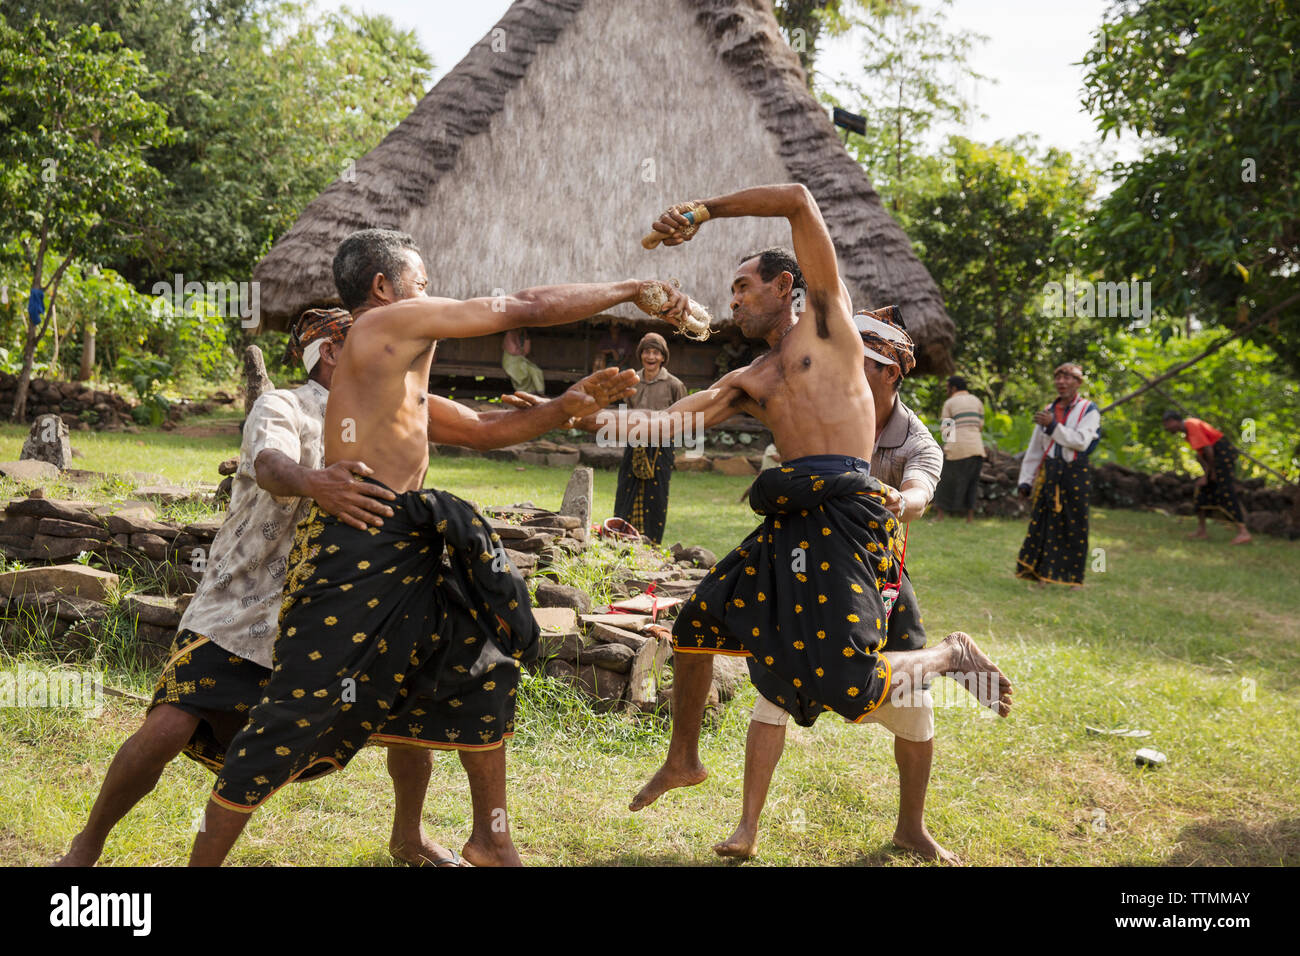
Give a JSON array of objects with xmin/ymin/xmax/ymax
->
[
  {"xmin": 1016, "ymin": 455, "xmax": 1090, "ymax": 586},
  {"xmin": 211, "ymin": 483, "xmax": 539, "ymax": 813},
  {"xmin": 1196, "ymin": 437, "xmax": 1246, "ymax": 524},
  {"xmin": 671, "ymin": 456, "xmax": 901, "ymax": 727},
  {"xmin": 614, "ymin": 444, "xmax": 675, "ymax": 543},
  {"xmin": 148, "ymin": 629, "xmax": 285, "ymax": 775}
]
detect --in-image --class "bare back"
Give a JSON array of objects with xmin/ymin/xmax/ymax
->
[{"xmin": 325, "ymin": 309, "xmax": 437, "ymax": 492}]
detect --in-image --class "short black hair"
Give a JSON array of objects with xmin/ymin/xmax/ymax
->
[
  {"xmin": 1162, "ymin": 409, "xmax": 1183, "ymax": 422},
  {"xmin": 740, "ymin": 247, "xmax": 807, "ymax": 294},
  {"xmin": 332, "ymin": 229, "xmax": 421, "ymax": 312},
  {"xmin": 948, "ymin": 375, "xmax": 968, "ymax": 390}
]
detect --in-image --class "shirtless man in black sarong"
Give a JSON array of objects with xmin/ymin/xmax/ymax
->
[{"xmin": 610, "ymin": 184, "xmax": 1014, "ymax": 862}]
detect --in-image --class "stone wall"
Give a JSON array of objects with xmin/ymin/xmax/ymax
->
[
  {"xmin": 0, "ymin": 373, "xmax": 137, "ymax": 430},
  {"xmin": 0, "ymin": 372, "xmax": 236, "ymax": 431},
  {"xmin": 974, "ymin": 446, "xmax": 1300, "ymax": 538},
  {"xmin": 0, "ymin": 480, "xmax": 733, "ymax": 716}
]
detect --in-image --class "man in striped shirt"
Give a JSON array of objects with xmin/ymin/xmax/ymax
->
[{"xmin": 933, "ymin": 376, "xmax": 986, "ymax": 522}]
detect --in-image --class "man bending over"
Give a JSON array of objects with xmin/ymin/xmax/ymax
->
[{"xmin": 187, "ymin": 229, "xmax": 688, "ymax": 866}]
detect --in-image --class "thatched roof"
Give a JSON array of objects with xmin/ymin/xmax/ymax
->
[{"xmin": 252, "ymin": 0, "xmax": 955, "ymax": 373}]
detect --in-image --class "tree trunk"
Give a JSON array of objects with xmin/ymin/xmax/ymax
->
[
  {"xmin": 77, "ymin": 323, "xmax": 95, "ymax": 381},
  {"xmin": 50, "ymin": 303, "xmax": 59, "ymax": 375},
  {"xmin": 11, "ymin": 330, "xmax": 38, "ymax": 422}
]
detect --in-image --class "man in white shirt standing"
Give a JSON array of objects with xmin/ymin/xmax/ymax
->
[
  {"xmin": 1014, "ymin": 362, "xmax": 1102, "ymax": 588},
  {"xmin": 933, "ymin": 375, "xmax": 986, "ymax": 523}
]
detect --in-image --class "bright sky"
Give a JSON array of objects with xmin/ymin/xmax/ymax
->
[{"xmin": 318, "ymin": 0, "xmax": 1141, "ymax": 168}]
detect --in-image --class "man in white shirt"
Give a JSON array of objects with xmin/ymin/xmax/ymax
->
[
  {"xmin": 1014, "ymin": 362, "xmax": 1102, "ymax": 588},
  {"xmin": 933, "ymin": 375, "xmax": 986, "ymax": 523}
]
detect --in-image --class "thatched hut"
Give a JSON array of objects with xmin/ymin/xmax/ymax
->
[{"xmin": 252, "ymin": 0, "xmax": 955, "ymax": 391}]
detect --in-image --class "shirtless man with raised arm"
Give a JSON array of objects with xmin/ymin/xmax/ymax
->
[
  {"xmin": 188, "ymin": 228, "xmax": 690, "ymax": 866},
  {"xmin": 609, "ymin": 185, "xmax": 1013, "ymax": 862}
]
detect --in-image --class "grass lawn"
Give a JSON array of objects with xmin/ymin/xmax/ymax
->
[{"xmin": 1, "ymin": 431, "xmax": 1298, "ymax": 866}]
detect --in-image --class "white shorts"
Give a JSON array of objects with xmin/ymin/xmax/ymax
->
[{"xmin": 751, "ymin": 686, "xmax": 934, "ymax": 742}]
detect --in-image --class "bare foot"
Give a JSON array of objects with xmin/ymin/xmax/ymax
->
[
  {"xmin": 943, "ymin": 631, "xmax": 1013, "ymax": 717},
  {"xmin": 1231, "ymin": 531, "xmax": 1252, "ymax": 545},
  {"xmin": 53, "ymin": 834, "xmax": 101, "ymax": 867},
  {"xmin": 389, "ymin": 832, "xmax": 467, "ymax": 867},
  {"xmin": 460, "ymin": 834, "xmax": 521, "ymax": 867},
  {"xmin": 629, "ymin": 759, "xmax": 708, "ymax": 811},
  {"xmin": 893, "ymin": 825, "xmax": 961, "ymax": 865},
  {"xmin": 712, "ymin": 822, "xmax": 758, "ymax": 859},
  {"xmin": 1187, "ymin": 530, "xmax": 1208, "ymax": 540}
]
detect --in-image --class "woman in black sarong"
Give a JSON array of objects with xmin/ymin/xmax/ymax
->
[
  {"xmin": 1015, "ymin": 454, "xmax": 1092, "ymax": 586},
  {"xmin": 1014, "ymin": 364, "xmax": 1101, "ymax": 587}
]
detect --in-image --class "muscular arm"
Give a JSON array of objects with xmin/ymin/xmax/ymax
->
[
  {"xmin": 662, "ymin": 183, "xmax": 856, "ymax": 345},
  {"xmin": 362, "ymin": 279, "xmax": 689, "ymax": 344},
  {"xmin": 581, "ymin": 368, "xmax": 750, "ymax": 438},
  {"xmin": 896, "ymin": 479, "xmax": 930, "ymax": 522},
  {"xmin": 252, "ymin": 449, "xmax": 319, "ymax": 500},
  {"xmin": 430, "ymin": 367, "xmax": 638, "ymax": 450}
]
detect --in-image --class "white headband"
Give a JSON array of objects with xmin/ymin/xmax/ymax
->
[
  {"xmin": 853, "ymin": 313, "xmax": 911, "ymax": 342},
  {"xmin": 302, "ymin": 338, "xmax": 325, "ymax": 374},
  {"xmin": 853, "ymin": 312, "xmax": 908, "ymax": 364}
]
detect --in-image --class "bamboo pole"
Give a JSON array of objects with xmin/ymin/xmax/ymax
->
[
  {"xmin": 1101, "ymin": 290, "xmax": 1300, "ymax": 414},
  {"xmin": 1120, "ymin": 368, "xmax": 1297, "ymax": 487}
]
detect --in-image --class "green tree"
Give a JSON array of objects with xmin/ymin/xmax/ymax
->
[
  {"xmin": 819, "ymin": 0, "xmax": 986, "ymax": 210},
  {"xmin": 1090, "ymin": 331, "xmax": 1300, "ymax": 479},
  {"xmin": 903, "ymin": 137, "xmax": 1099, "ymax": 410},
  {"xmin": 13, "ymin": 1, "xmax": 433, "ymax": 287},
  {"xmin": 1080, "ymin": 0, "xmax": 1300, "ymax": 375},
  {"xmin": 0, "ymin": 16, "xmax": 174, "ymax": 420},
  {"xmin": 180, "ymin": 3, "xmax": 433, "ymax": 282},
  {"xmin": 773, "ymin": 0, "xmax": 896, "ymax": 86}
]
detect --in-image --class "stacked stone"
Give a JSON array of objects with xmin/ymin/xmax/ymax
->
[
  {"xmin": 0, "ymin": 563, "xmax": 190, "ymax": 664},
  {"xmin": 0, "ymin": 373, "xmax": 135, "ymax": 430},
  {"xmin": 0, "ymin": 496, "xmax": 219, "ymax": 579},
  {"xmin": 526, "ymin": 541, "xmax": 748, "ymax": 716}
]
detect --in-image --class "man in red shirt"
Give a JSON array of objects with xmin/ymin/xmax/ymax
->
[{"xmin": 1162, "ymin": 411, "xmax": 1251, "ymax": 544}]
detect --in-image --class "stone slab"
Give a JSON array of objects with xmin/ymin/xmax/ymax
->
[{"xmin": 0, "ymin": 565, "xmax": 119, "ymax": 601}]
